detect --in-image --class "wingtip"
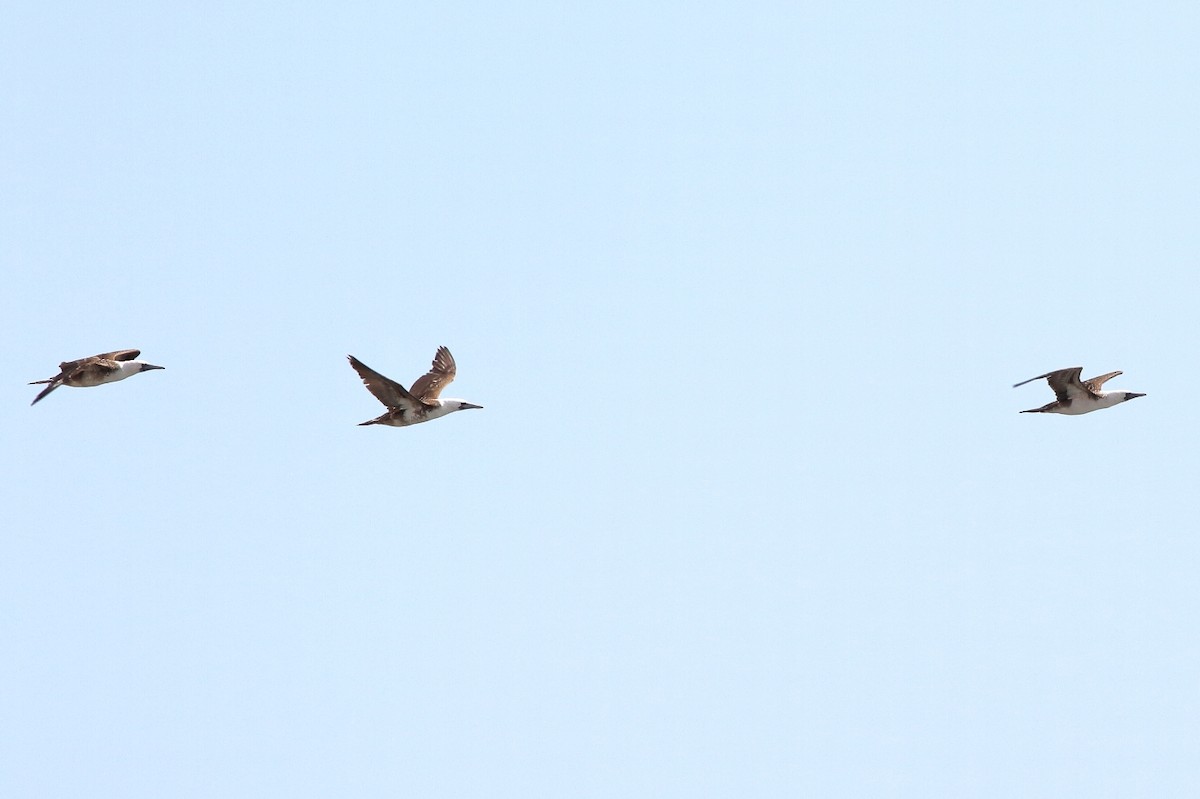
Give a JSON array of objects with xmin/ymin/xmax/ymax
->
[{"xmin": 29, "ymin": 381, "xmax": 59, "ymax": 405}]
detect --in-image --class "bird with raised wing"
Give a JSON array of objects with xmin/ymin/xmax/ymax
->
[
  {"xmin": 29, "ymin": 349, "xmax": 165, "ymax": 406},
  {"xmin": 1013, "ymin": 367, "xmax": 1144, "ymax": 415},
  {"xmin": 348, "ymin": 346, "xmax": 482, "ymax": 427}
]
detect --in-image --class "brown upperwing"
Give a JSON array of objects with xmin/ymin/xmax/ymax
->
[
  {"xmin": 347, "ymin": 356, "xmax": 421, "ymax": 410},
  {"xmin": 1084, "ymin": 371, "xmax": 1122, "ymax": 392},
  {"xmin": 1042, "ymin": 367, "xmax": 1094, "ymax": 402},
  {"xmin": 58, "ymin": 349, "xmax": 141, "ymax": 377},
  {"xmin": 408, "ymin": 346, "xmax": 457, "ymax": 405}
]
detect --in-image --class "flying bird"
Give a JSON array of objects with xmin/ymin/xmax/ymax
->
[
  {"xmin": 1013, "ymin": 367, "xmax": 1144, "ymax": 415},
  {"xmin": 29, "ymin": 349, "xmax": 165, "ymax": 406},
  {"xmin": 348, "ymin": 346, "xmax": 482, "ymax": 427}
]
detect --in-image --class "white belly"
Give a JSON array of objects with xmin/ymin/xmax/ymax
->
[{"xmin": 1056, "ymin": 393, "xmax": 1123, "ymax": 415}]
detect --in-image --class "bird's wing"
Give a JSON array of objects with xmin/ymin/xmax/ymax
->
[
  {"xmin": 55, "ymin": 357, "xmax": 86, "ymax": 374},
  {"xmin": 56, "ymin": 350, "xmax": 139, "ymax": 376},
  {"xmin": 408, "ymin": 346, "xmax": 457, "ymax": 404},
  {"xmin": 1044, "ymin": 367, "xmax": 1091, "ymax": 402},
  {"xmin": 1013, "ymin": 367, "xmax": 1090, "ymax": 402},
  {"xmin": 1084, "ymin": 371, "xmax": 1122, "ymax": 392},
  {"xmin": 30, "ymin": 379, "xmax": 63, "ymax": 405},
  {"xmin": 97, "ymin": 349, "xmax": 141, "ymax": 362},
  {"xmin": 348, "ymin": 356, "xmax": 421, "ymax": 410},
  {"xmin": 84, "ymin": 358, "xmax": 126, "ymax": 375},
  {"xmin": 1013, "ymin": 368, "xmax": 1076, "ymax": 390}
]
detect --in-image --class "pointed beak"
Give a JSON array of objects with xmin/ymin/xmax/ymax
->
[
  {"xmin": 1129, "ymin": 392, "xmax": 1146, "ymax": 399},
  {"xmin": 142, "ymin": 363, "xmax": 165, "ymax": 371},
  {"xmin": 460, "ymin": 402, "xmax": 483, "ymax": 410}
]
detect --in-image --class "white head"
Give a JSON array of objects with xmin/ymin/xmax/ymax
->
[
  {"xmin": 1091, "ymin": 389, "xmax": 1145, "ymax": 411},
  {"xmin": 111, "ymin": 359, "xmax": 165, "ymax": 381},
  {"xmin": 118, "ymin": 359, "xmax": 164, "ymax": 372},
  {"xmin": 426, "ymin": 398, "xmax": 483, "ymax": 420}
]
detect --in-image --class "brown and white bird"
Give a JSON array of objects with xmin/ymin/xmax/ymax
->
[
  {"xmin": 348, "ymin": 346, "xmax": 482, "ymax": 427},
  {"xmin": 1013, "ymin": 367, "xmax": 1144, "ymax": 415},
  {"xmin": 29, "ymin": 349, "xmax": 165, "ymax": 406}
]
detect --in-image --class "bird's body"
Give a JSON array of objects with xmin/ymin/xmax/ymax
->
[
  {"xmin": 29, "ymin": 349, "xmax": 165, "ymax": 405},
  {"xmin": 1013, "ymin": 367, "xmax": 1144, "ymax": 415},
  {"xmin": 348, "ymin": 346, "xmax": 482, "ymax": 427}
]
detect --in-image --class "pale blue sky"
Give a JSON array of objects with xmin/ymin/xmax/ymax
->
[{"xmin": 4, "ymin": 2, "xmax": 1200, "ymax": 796}]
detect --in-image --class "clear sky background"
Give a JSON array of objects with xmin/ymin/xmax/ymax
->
[{"xmin": 3, "ymin": 2, "xmax": 1199, "ymax": 796}]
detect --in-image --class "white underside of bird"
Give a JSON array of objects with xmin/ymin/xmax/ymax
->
[{"xmin": 1037, "ymin": 392, "xmax": 1127, "ymax": 415}]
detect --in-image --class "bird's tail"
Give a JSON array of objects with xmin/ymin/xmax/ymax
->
[{"xmin": 357, "ymin": 419, "xmax": 379, "ymax": 426}]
